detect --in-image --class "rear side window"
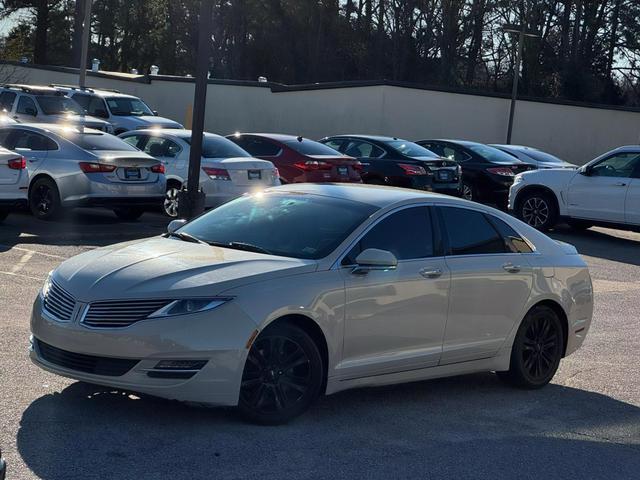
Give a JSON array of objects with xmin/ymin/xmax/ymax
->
[
  {"xmin": 0, "ymin": 92, "xmax": 16, "ymax": 111},
  {"xmin": 440, "ymin": 207, "xmax": 506, "ymax": 255},
  {"xmin": 344, "ymin": 207, "xmax": 434, "ymax": 263},
  {"xmin": 285, "ymin": 138, "xmax": 343, "ymax": 156},
  {"xmin": 233, "ymin": 137, "xmax": 281, "ymax": 156},
  {"xmin": 16, "ymin": 96, "xmax": 37, "ymax": 115},
  {"xmin": 343, "ymin": 141, "xmax": 384, "ymax": 158},
  {"xmin": 13, "ymin": 130, "xmax": 57, "ymax": 151},
  {"xmin": 486, "ymin": 215, "xmax": 533, "ymax": 253}
]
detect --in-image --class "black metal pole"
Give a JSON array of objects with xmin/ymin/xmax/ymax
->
[
  {"xmin": 78, "ymin": 0, "xmax": 92, "ymax": 88},
  {"xmin": 178, "ymin": 0, "xmax": 213, "ymax": 219},
  {"xmin": 506, "ymin": 31, "xmax": 524, "ymax": 145}
]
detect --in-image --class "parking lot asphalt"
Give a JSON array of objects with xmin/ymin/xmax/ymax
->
[{"xmin": 1, "ymin": 210, "xmax": 639, "ymax": 480}]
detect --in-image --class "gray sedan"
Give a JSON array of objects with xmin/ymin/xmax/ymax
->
[{"xmin": 0, "ymin": 124, "xmax": 166, "ymax": 220}]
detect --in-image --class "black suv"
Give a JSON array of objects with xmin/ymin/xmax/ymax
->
[{"xmin": 319, "ymin": 135, "xmax": 462, "ymax": 196}]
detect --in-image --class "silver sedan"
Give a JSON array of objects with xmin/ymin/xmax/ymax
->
[
  {"xmin": 30, "ymin": 184, "xmax": 593, "ymax": 424},
  {"xmin": 0, "ymin": 124, "xmax": 166, "ymax": 220}
]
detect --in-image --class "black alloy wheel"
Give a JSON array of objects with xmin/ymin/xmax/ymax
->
[
  {"xmin": 29, "ymin": 178, "xmax": 61, "ymax": 220},
  {"xmin": 498, "ymin": 305, "xmax": 564, "ymax": 389},
  {"xmin": 461, "ymin": 181, "xmax": 474, "ymax": 201},
  {"xmin": 238, "ymin": 323, "xmax": 323, "ymax": 425}
]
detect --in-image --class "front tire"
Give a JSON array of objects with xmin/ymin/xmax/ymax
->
[
  {"xmin": 113, "ymin": 207, "xmax": 145, "ymax": 221},
  {"xmin": 516, "ymin": 191, "xmax": 558, "ymax": 231},
  {"xmin": 498, "ymin": 305, "xmax": 564, "ymax": 389},
  {"xmin": 29, "ymin": 177, "xmax": 62, "ymax": 220},
  {"xmin": 238, "ymin": 323, "xmax": 324, "ymax": 425}
]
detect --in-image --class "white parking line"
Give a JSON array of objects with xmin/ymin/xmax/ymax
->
[
  {"xmin": 0, "ymin": 270, "xmax": 44, "ymax": 281},
  {"xmin": 10, "ymin": 250, "xmax": 35, "ymax": 273},
  {"xmin": 0, "ymin": 244, "xmax": 68, "ymax": 260}
]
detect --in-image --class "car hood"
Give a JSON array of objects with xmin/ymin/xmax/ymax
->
[
  {"xmin": 52, "ymin": 237, "xmax": 317, "ymax": 302},
  {"xmin": 128, "ymin": 115, "xmax": 183, "ymax": 128},
  {"xmin": 520, "ymin": 167, "xmax": 578, "ymax": 185}
]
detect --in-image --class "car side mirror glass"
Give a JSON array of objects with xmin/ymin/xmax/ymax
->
[
  {"xmin": 580, "ymin": 165, "xmax": 592, "ymax": 176},
  {"xmin": 352, "ymin": 248, "xmax": 398, "ymax": 274},
  {"xmin": 167, "ymin": 219, "xmax": 187, "ymax": 233},
  {"xmin": 153, "ymin": 110, "xmax": 158, "ymax": 116}
]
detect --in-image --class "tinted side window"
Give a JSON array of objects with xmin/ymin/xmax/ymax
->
[
  {"xmin": 13, "ymin": 131, "xmax": 57, "ymax": 151},
  {"xmin": 440, "ymin": 207, "xmax": 506, "ymax": 255},
  {"xmin": 235, "ymin": 137, "xmax": 281, "ymax": 156},
  {"xmin": 0, "ymin": 92, "xmax": 17, "ymax": 111},
  {"xmin": 322, "ymin": 139, "xmax": 345, "ymax": 152},
  {"xmin": 591, "ymin": 152, "xmax": 640, "ymax": 178},
  {"xmin": 486, "ymin": 215, "xmax": 533, "ymax": 254},
  {"xmin": 344, "ymin": 207, "xmax": 434, "ymax": 263},
  {"xmin": 144, "ymin": 136, "xmax": 181, "ymax": 158},
  {"xmin": 16, "ymin": 96, "xmax": 37, "ymax": 115},
  {"xmin": 74, "ymin": 94, "xmax": 109, "ymax": 118},
  {"xmin": 122, "ymin": 135, "xmax": 146, "ymax": 149},
  {"xmin": 344, "ymin": 141, "xmax": 384, "ymax": 158}
]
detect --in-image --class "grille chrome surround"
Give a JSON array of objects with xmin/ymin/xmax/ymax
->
[
  {"xmin": 42, "ymin": 281, "xmax": 76, "ymax": 322},
  {"xmin": 82, "ymin": 299, "xmax": 172, "ymax": 328},
  {"xmin": 35, "ymin": 338, "xmax": 139, "ymax": 376}
]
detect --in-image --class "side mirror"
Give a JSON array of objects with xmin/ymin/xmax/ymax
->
[
  {"xmin": 580, "ymin": 165, "xmax": 592, "ymax": 176},
  {"xmin": 352, "ymin": 248, "xmax": 398, "ymax": 274},
  {"xmin": 152, "ymin": 110, "xmax": 158, "ymax": 116},
  {"xmin": 167, "ymin": 219, "xmax": 187, "ymax": 233}
]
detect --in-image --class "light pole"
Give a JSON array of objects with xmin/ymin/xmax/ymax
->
[
  {"xmin": 503, "ymin": 24, "xmax": 539, "ymax": 144},
  {"xmin": 78, "ymin": 0, "xmax": 93, "ymax": 88},
  {"xmin": 177, "ymin": 0, "xmax": 213, "ymax": 219}
]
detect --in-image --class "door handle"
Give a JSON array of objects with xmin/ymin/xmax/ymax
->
[
  {"xmin": 420, "ymin": 268, "xmax": 443, "ymax": 279},
  {"xmin": 614, "ymin": 182, "xmax": 627, "ymax": 187},
  {"xmin": 502, "ymin": 263, "xmax": 521, "ymax": 273}
]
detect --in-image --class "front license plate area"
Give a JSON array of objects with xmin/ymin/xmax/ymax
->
[{"xmin": 125, "ymin": 168, "xmax": 141, "ymax": 180}]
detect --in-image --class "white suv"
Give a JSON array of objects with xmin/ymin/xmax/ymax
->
[
  {"xmin": 509, "ymin": 146, "xmax": 640, "ymax": 231},
  {"xmin": 0, "ymin": 146, "xmax": 28, "ymax": 222},
  {"xmin": 0, "ymin": 85, "xmax": 114, "ymax": 133},
  {"xmin": 54, "ymin": 85, "xmax": 183, "ymax": 134}
]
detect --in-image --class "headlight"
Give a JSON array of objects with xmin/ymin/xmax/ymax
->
[
  {"xmin": 41, "ymin": 271, "xmax": 54, "ymax": 298},
  {"xmin": 513, "ymin": 174, "xmax": 524, "ymax": 185},
  {"xmin": 148, "ymin": 298, "xmax": 232, "ymax": 318}
]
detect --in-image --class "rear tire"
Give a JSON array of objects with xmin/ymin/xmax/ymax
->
[
  {"xmin": 237, "ymin": 322, "xmax": 324, "ymax": 425},
  {"xmin": 497, "ymin": 305, "xmax": 564, "ymax": 389},
  {"xmin": 29, "ymin": 177, "xmax": 62, "ymax": 221},
  {"xmin": 113, "ymin": 207, "xmax": 145, "ymax": 221},
  {"xmin": 516, "ymin": 191, "xmax": 558, "ymax": 231},
  {"xmin": 461, "ymin": 181, "xmax": 474, "ymax": 201}
]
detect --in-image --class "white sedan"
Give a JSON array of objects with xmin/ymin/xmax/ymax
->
[
  {"xmin": 120, "ymin": 129, "xmax": 280, "ymax": 216},
  {"xmin": 509, "ymin": 146, "xmax": 640, "ymax": 231},
  {"xmin": 0, "ymin": 146, "xmax": 28, "ymax": 222},
  {"xmin": 30, "ymin": 184, "xmax": 593, "ymax": 424}
]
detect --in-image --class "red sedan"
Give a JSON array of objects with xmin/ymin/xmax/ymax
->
[{"xmin": 227, "ymin": 133, "xmax": 362, "ymax": 184}]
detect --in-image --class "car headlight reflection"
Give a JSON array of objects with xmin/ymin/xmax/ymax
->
[
  {"xmin": 148, "ymin": 298, "xmax": 232, "ymax": 318},
  {"xmin": 41, "ymin": 270, "xmax": 53, "ymax": 298}
]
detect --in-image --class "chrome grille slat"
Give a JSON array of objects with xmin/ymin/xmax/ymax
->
[
  {"xmin": 83, "ymin": 299, "xmax": 171, "ymax": 328},
  {"xmin": 43, "ymin": 282, "xmax": 76, "ymax": 321}
]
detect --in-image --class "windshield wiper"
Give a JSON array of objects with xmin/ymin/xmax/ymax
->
[
  {"xmin": 164, "ymin": 231, "xmax": 207, "ymax": 245},
  {"xmin": 228, "ymin": 242, "xmax": 272, "ymax": 254}
]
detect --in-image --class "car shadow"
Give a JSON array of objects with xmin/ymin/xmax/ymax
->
[
  {"xmin": 549, "ymin": 225, "xmax": 640, "ymax": 266},
  {"xmin": 0, "ymin": 210, "xmax": 167, "ymax": 251},
  {"xmin": 17, "ymin": 374, "xmax": 640, "ymax": 479}
]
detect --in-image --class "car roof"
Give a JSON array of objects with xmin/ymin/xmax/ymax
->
[
  {"xmin": 324, "ymin": 134, "xmax": 409, "ymax": 143},
  {"xmin": 53, "ymin": 85, "xmax": 137, "ymax": 99},
  {"xmin": 1, "ymin": 84, "xmax": 62, "ymax": 95},
  {"xmin": 1, "ymin": 123, "xmax": 104, "ymax": 135},
  {"xmin": 230, "ymin": 133, "xmax": 323, "ymax": 143},
  {"xmin": 125, "ymin": 129, "xmax": 223, "ymax": 139},
  {"xmin": 265, "ymin": 183, "xmax": 464, "ymax": 208},
  {"xmin": 422, "ymin": 139, "xmax": 483, "ymax": 147},
  {"xmin": 610, "ymin": 145, "xmax": 640, "ymax": 153},
  {"xmin": 490, "ymin": 144, "xmax": 541, "ymax": 152}
]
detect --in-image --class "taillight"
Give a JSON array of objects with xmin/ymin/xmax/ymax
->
[
  {"xmin": 353, "ymin": 161, "xmax": 363, "ymax": 171},
  {"xmin": 273, "ymin": 167, "xmax": 280, "ymax": 178},
  {"xmin": 294, "ymin": 160, "xmax": 332, "ymax": 171},
  {"xmin": 79, "ymin": 162, "xmax": 117, "ymax": 173},
  {"xmin": 8, "ymin": 156, "xmax": 26, "ymax": 170},
  {"xmin": 398, "ymin": 163, "xmax": 427, "ymax": 176},
  {"xmin": 203, "ymin": 167, "xmax": 231, "ymax": 180},
  {"xmin": 487, "ymin": 167, "xmax": 515, "ymax": 177},
  {"xmin": 151, "ymin": 163, "xmax": 165, "ymax": 174}
]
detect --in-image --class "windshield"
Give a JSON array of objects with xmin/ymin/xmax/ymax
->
[
  {"xmin": 468, "ymin": 144, "xmax": 521, "ymax": 164},
  {"xmin": 387, "ymin": 140, "xmax": 438, "ymax": 158},
  {"xmin": 62, "ymin": 132, "xmax": 138, "ymax": 151},
  {"xmin": 185, "ymin": 134, "xmax": 251, "ymax": 158},
  {"xmin": 36, "ymin": 96, "xmax": 84, "ymax": 115},
  {"xmin": 521, "ymin": 149, "xmax": 566, "ymax": 165},
  {"xmin": 285, "ymin": 139, "xmax": 343, "ymax": 156},
  {"xmin": 179, "ymin": 193, "xmax": 378, "ymax": 259},
  {"xmin": 105, "ymin": 96, "xmax": 154, "ymax": 116}
]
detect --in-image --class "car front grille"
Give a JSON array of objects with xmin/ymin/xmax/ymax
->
[
  {"xmin": 43, "ymin": 282, "xmax": 76, "ymax": 321},
  {"xmin": 82, "ymin": 299, "xmax": 171, "ymax": 328},
  {"xmin": 35, "ymin": 339, "xmax": 139, "ymax": 376}
]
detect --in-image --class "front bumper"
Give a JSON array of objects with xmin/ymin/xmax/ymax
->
[
  {"xmin": 30, "ymin": 295, "xmax": 257, "ymax": 406},
  {"xmin": 0, "ymin": 198, "xmax": 28, "ymax": 208}
]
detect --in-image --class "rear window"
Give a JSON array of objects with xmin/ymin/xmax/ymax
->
[
  {"xmin": 467, "ymin": 144, "xmax": 521, "ymax": 164},
  {"xmin": 62, "ymin": 132, "xmax": 138, "ymax": 151},
  {"xmin": 521, "ymin": 149, "xmax": 565, "ymax": 165},
  {"xmin": 186, "ymin": 134, "xmax": 250, "ymax": 158},
  {"xmin": 285, "ymin": 139, "xmax": 343, "ymax": 156},
  {"xmin": 387, "ymin": 140, "xmax": 438, "ymax": 158}
]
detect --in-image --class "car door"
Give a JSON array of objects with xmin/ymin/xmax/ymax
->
[
  {"xmin": 6, "ymin": 129, "xmax": 52, "ymax": 174},
  {"xmin": 338, "ymin": 206, "xmax": 450, "ymax": 379},
  {"xmin": 437, "ymin": 205, "xmax": 533, "ymax": 364},
  {"xmin": 13, "ymin": 95, "xmax": 39, "ymax": 123},
  {"xmin": 567, "ymin": 151, "xmax": 640, "ymax": 222}
]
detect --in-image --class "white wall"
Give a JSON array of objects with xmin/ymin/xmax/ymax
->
[{"xmin": 3, "ymin": 63, "xmax": 640, "ymax": 165}]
